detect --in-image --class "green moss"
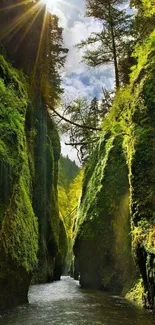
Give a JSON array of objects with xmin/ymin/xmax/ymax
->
[
  {"xmin": 31, "ymin": 99, "xmax": 68, "ymax": 283},
  {"xmin": 76, "ymin": 134, "xmax": 114, "ymax": 234},
  {"xmin": 0, "ymin": 54, "xmax": 39, "ymax": 312},
  {"xmin": 53, "ymin": 218, "xmax": 68, "ymax": 279},
  {"xmin": 0, "ymin": 51, "xmax": 67, "ymax": 308},
  {"xmin": 1, "ymin": 175, "xmax": 38, "ymax": 272},
  {"xmin": 74, "ymin": 27, "xmax": 155, "ymax": 306},
  {"xmin": 140, "ymin": 0, "xmax": 155, "ymax": 16},
  {"xmin": 126, "ymin": 279, "xmax": 144, "ymax": 307},
  {"xmin": 0, "ymin": 55, "xmax": 38, "ymax": 272},
  {"xmin": 74, "ymin": 135, "xmax": 136, "ymax": 291}
]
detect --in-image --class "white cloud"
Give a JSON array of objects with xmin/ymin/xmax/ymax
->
[
  {"xmin": 49, "ymin": 0, "xmax": 115, "ymax": 162},
  {"xmin": 59, "ymin": 2, "xmax": 114, "ymax": 100}
]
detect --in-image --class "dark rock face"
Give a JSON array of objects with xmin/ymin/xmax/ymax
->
[
  {"xmin": 53, "ymin": 219, "xmax": 68, "ymax": 281},
  {"xmin": 75, "ymin": 240, "xmax": 102, "ymax": 289},
  {"xmin": 0, "ymin": 268, "xmax": 31, "ymax": 311},
  {"xmin": 31, "ymin": 99, "xmax": 61, "ymax": 284}
]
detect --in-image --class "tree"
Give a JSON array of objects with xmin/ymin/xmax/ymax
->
[
  {"xmin": 118, "ymin": 40, "xmax": 136, "ymax": 84},
  {"xmin": 40, "ymin": 13, "xmax": 68, "ymax": 101},
  {"xmin": 77, "ymin": 0, "xmax": 132, "ymax": 89},
  {"xmin": 60, "ymin": 98, "xmax": 99, "ymax": 163},
  {"xmin": 100, "ymin": 88, "xmax": 113, "ymax": 114},
  {"xmin": 131, "ymin": 0, "xmax": 155, "ymax": 41},
  {"xmin": 59, "ymin": 155, "xmax": 79, "ymax": 189},
  {"xmin": 118, "ymin": 0, "xmax": 155, "ymax": 84},
  {"xmin": 131, "ymin": 0, "xmax": 155, "ymax": 16},
  {"xmin": 59, "ymin": 91, "xmax": 112, "ymax": 163}
]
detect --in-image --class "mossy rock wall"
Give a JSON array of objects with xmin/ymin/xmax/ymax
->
[
  {"xmin": 125, "ymin": 30, "xmax": 155, "ymax": 308},
  {"xmin": 74, "ymin": 135, "xmax": 137, "ymax": 291},
  {"xmin": 0, "ymin": 54, "xmax": 68, "ymax": 310},
  {"xmin": 74, "ymin": 30, "xmax": 155, "ymax": 308},
  {"xmin": 31, "ymin": 99, "xmax": 61, "ymax": 283},
  {"xmin": 54, "ymin": 218, "xmax": 68, "ymax": 280},
  {"xmin": 0, "ymin": 55, "xmax": 38, "ymax": 310}
]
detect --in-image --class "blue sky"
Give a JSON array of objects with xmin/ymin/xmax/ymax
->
[
  {"xmin": 48, "ymin": 0, "xmax": 115, "ymax": 163},
  {"xmin": 47, "ymin": 0, "xmax": 131, "ymax": 164},
  {"xmin": 59, "ymin": 0, "xmax": 115, "ymax": 97}
]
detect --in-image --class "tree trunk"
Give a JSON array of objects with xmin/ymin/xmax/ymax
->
[{"xmin": 108, "ymin": 3, "xmax": 120, "ymax": 89}]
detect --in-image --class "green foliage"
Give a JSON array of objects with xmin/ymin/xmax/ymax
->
[
  {"xmin": 59, "ymin": 155, "xmax": 79, "ymax": 189},
  {"xmin": 109, "ymin": 0, "xmax": 155, "ymax": 87},
  {"xmin": 130, "ymin": 30, "xmax": 155, "ymax": 83},
  {"xmin": 78, "ymin": 0, "xmax": 132, "ymax": 88},
  {"xmin": 59, "ymin": 169, "xmax": 83, "ymax": 237},
  {"xmin": 60, "ymin": 97, "xmax": 105, "ymax": 163},
  {"xmin": 66, "ymin": 170, "xmax": 84, "ymax": 235},
  {"xmin": 58, "ymin": 167, "xmax": 83, "ymax": 271},
  {"xmin": 126, "ymin": 279, "xmax": 144, "ymax": 306},
  {"xmin": 58, "ymin": 155, "xmax": 81, "ymax": 263},
  {"xmin": 131, "ymin": 0, "xmax": 155, "ymax": 16}
]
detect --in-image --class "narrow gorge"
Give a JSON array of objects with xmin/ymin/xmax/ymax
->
[{"xmin": 0, "ymin": 0, "xmax": 155, "ymax": 323}]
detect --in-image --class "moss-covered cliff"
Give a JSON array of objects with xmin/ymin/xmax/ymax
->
[
  {"xmin": 31, "ymin": 99, "xmax": 60, "ymax": 283},
  {"xmin": 74, "ymin": 135, "xmax": 137, "ymax": 291},
  {"xmin": 0, "ymin": 55, "xmax": 38, "ymax": 309},
  {"xmin": 0, "ymin": 54, "xmax": 67, "ymax": 310},
  {"xmin": 74, "ymin": 29, "xmax": 155, "ymax": 308}
]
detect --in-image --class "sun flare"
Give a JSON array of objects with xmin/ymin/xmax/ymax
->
[
  {"xmin": 40, "ymin": 0, "xmax": 78, "ymax": 13},
  {"xmin": 40, "ymin": 0, "xmax": 57, "ymax": 11}
]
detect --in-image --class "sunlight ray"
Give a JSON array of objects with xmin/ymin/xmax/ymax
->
[
  {"xmin": 0, "ymin": 2, "xmax": 41, "ymax": 42},
  {"xmin": 13, "ymin": 6, "xmax": 43, "ymax": 53},
  {"xmin": 33, "ymin": 7, "xmax": 48, "ymax": 79},
  {"xmin": 40, "ymin": 0, "xmax": 56, "ymax": 10},
  {"xmin": 0, "ymin": 1, "xmax": 28, "ymax": 12},
  {"xmin": 0, "ymin": 0, "xmax": 50, "ymax": 80}
]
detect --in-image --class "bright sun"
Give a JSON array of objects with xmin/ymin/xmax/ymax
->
[{"xmin": 40, "ymin": 0, "xmax": 57, "ymax": 11}]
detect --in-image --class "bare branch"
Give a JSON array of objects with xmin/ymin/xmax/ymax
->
[
  {"xmin": 49, "ymin": 106, "xmax": 102, "ymax": 131},
  {"xmin": 65, "ymin": 139, "xmax": 99, "ymax": 146}
]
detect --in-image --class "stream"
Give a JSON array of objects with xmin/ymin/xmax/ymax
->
[{"xmin": 0, "ymin": 276, "xmax": 155, "ymax": 324}]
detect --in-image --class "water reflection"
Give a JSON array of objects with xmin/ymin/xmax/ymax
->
[{"xmin": 0, "ymin": 276, "xmax": 155, "ymax": 325}]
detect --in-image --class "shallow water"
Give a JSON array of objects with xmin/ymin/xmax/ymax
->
[{"xmin": 0, "ymin": 276, "xmax": 155, "ymax": 325}]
